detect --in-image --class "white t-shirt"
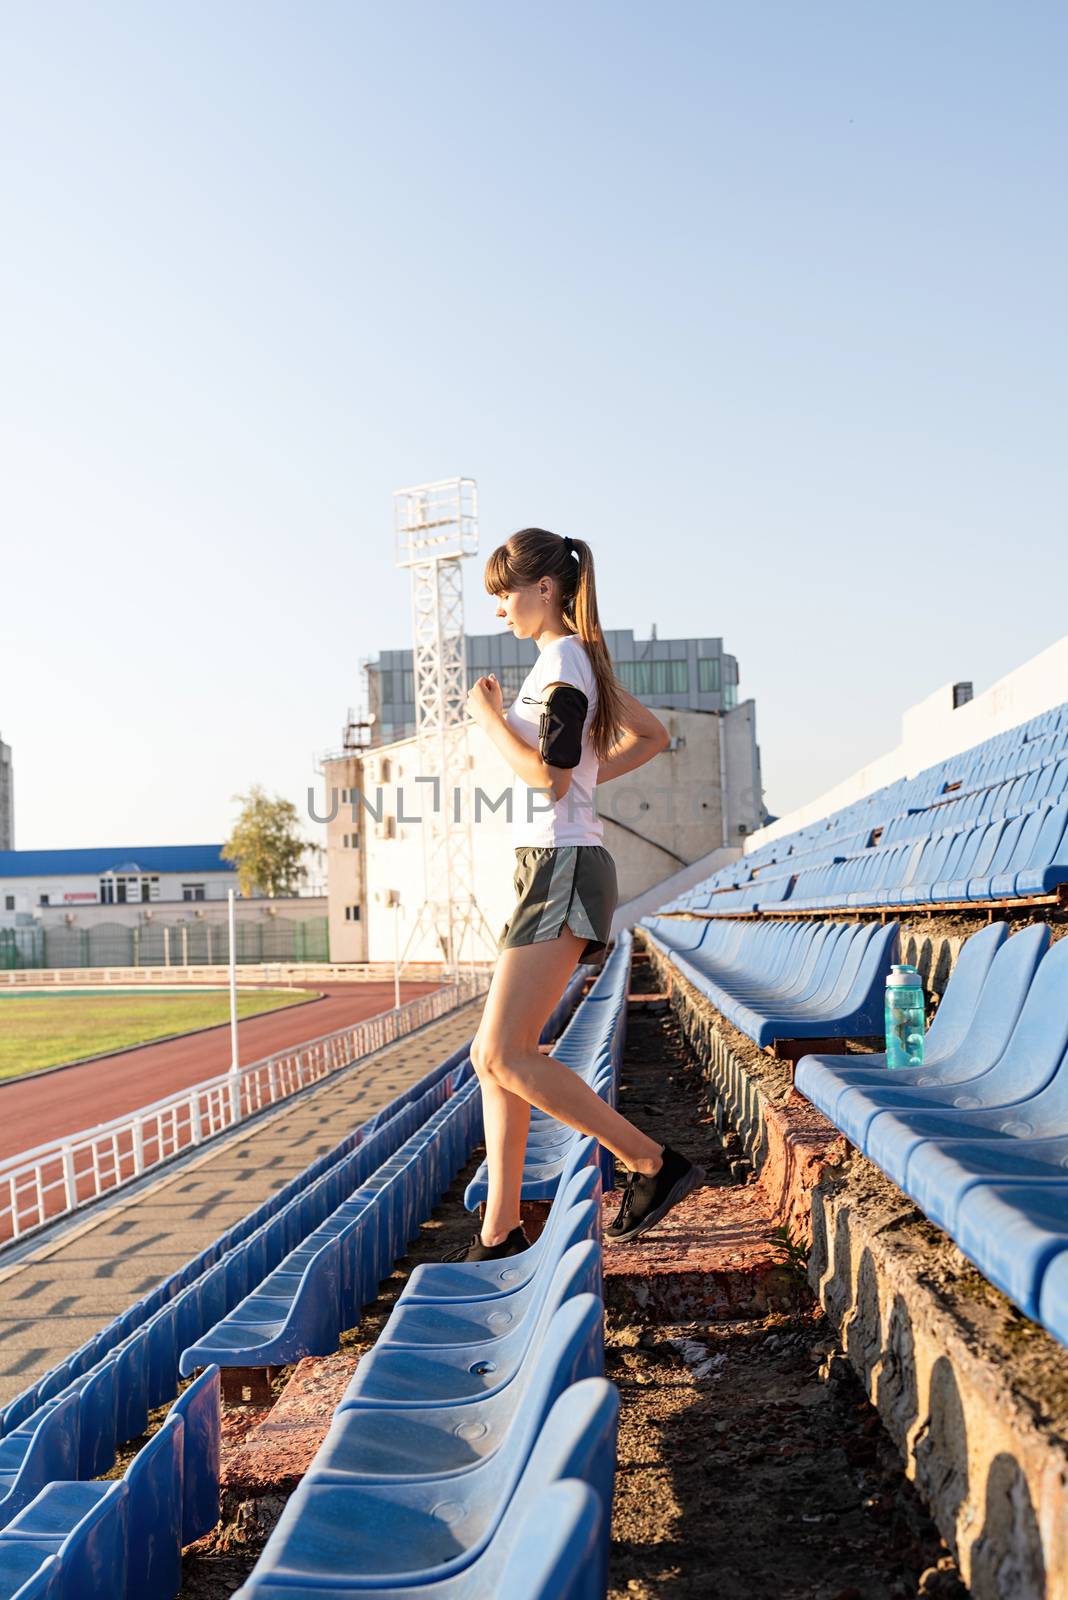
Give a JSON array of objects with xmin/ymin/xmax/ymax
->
[{"xmin": 505, "ymin": 635, "xmax": 604, "ymax": 847}]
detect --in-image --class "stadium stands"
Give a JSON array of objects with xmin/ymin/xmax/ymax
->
[
  {"xmin": 653, "ymin": 701, "xmax": 1068, "ymax": 916},
  {"xmin": 0, "ymin": 958, "xmax": 599, "ymax": 1596},
  {"xmin": 631, "ymin": 700, "xmax": 1068, "ymax": 1356}
]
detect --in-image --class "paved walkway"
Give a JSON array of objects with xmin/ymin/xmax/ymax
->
[{"xmin": 0, "ymin": 998, "xmax": 484, "ymax": 1405}]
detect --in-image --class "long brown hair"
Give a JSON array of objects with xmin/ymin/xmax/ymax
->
[{"xmin": 484, "ymin": 528, "xmax": 626, "ymax": 760}]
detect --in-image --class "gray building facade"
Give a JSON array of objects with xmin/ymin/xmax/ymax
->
[{"xmin": 367, "ymin": 629, "xmax": 743, "ymax": 745}]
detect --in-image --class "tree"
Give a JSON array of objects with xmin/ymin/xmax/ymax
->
[{"xmin": 223, "ymin": 784, "xmax": 311, "ymax": 898}]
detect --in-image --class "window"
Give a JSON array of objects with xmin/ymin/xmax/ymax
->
[
  {"xmin": 698, "ymin": 657, "xmax": 721, "ymax": 693},
  {"xmin": 39, "ymin": 893, "xmax": 50, "ymax": 905},
  {"xmin": 345, "ymin": 904, "xmax": 362, "ymax": 921},
  {"xmin": 618, "ymin": 660, "xmax": 688, "ymax": 696},
  {"xmin": 4, "ymin": 895, "xmax": 13, "ymax": 911},
  {"xmin": 182, "ymin": 883, "xmax": 206, "ymax": 902},
  {"xmin": 723, "ymin": 685, "xmax": 737, "ymax": 710}
]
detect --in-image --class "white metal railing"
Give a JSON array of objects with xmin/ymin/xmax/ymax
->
[
  {"xmin": 0, "ymin": 961, "xmax": 492, "ymax": 988},
  {"xmin": 0, "ymin": 976, "xmax": 488, "ymax": 1247}
]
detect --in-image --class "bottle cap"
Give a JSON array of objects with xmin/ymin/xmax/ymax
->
[{"xmin": 886, "ymin": 964, "xmax": 922, "ymax": 988}]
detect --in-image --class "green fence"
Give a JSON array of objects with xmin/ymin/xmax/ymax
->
[{"xmin": 0, "ymin": 917, "xmax": 330, "ymax": 971}]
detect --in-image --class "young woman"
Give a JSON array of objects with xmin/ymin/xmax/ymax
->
[{"xmin": 447, "ymin": 526, "xmax": 704, "ymax": 1263}]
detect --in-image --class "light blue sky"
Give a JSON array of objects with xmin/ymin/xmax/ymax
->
[{"xmin": 2, "ymin": 1, "xmax": 1066, "ymax": 853}]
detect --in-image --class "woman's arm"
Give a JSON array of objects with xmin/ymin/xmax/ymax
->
[
  {"xmin": 597, "ymin": 686, "xmax": 670, "ymax": 785},
  {"xmin": 467, "ymin": 674, "xmax": 572, "ymax": 801}
]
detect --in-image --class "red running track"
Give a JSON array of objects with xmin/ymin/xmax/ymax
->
[{"xmin": 0, "ymin": 982, "xmax": 443, "ymax": 1162}]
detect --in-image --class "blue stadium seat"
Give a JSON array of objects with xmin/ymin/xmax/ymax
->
[
  {"xmin": 0, "ymin": 1549, "xmax": 60, "ymax": 1599},
  {"xmin": 1038, "ymin": 1250, "xmax": 1068, "ymax": 1348},
  {"xmin": 905, "ymin": 1131, "xmax": 1068, "ymax": 1235},
  {"xmin": 952, "ymin": 1183, "xmax": 1068, "ymax": 1321},
  {"xmin": 232, "ymin": 1478, "xmax": 603, "ymax": 1600},
  {"xmin": 179, "ymin": 1082, "xmax": 483, "ymax": 1374},
  {"xmin": 0, "ymin": 1399, "xmax": 79, "ymax": 1534},
  {"xmin": 343, "ymin": 1244, "xmax": 602, "ymax": 1409},
  {"xmin": 380, "ymin": 1212, "xmax": 601, "ymax": 1347},
  {"xmin": 314, "ymin": 1288, "xmax": 602, "ymax": 1483},
  {"xmin": 170, "ymin": 1366, "xmax": 221, "ymax": 1545},
  {"xmin": 798, "ymin": 924, "xmax": 1048, "ymax": 1144},
  {"xmin": 795, "ymin": 920, "xmax": 1008, "ymax": 1114},
  {"xmin": 244, "ymin": 1379, "xmax": 618, "ymax": 1593},
  {"xmin": 406, "ymin": 1147, "xmax": 601, "ymax": 1306},
  {"xmin": 862, "ymin": 932, "xmax": 1068, "ymax": 1186},
  {"xmin": 123, "ymin": 1412, "xmax": 183, "ymax": 1600},
  {"xmin": 0, "ymin": 1480, "xmax": 128, "ymax": 1600}
]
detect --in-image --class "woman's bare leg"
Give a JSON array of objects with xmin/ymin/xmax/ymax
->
[{"xmin": 472, "ymin": 929, "xmax": 662, "ymax": 1244}]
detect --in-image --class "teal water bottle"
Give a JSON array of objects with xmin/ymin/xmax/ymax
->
[{"xmin": 885, "ymin": 964, "xmax": 925, "ymax": 1069}]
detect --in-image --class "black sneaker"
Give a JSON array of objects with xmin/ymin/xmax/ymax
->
[
  {"xmin": 440, "ymin": 1225, "xmax": 531, "ymax": 1263},
  {"xmin": 605, "ymin": 1144, "xmax": 705, "ymax": 1243}
]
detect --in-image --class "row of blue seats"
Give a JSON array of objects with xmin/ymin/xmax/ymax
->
[
  {"xmin": 750, "ymin": 702, "xmax": 1068, "ymax": 868},
  {"xmin": 0, "ymin": 1036, "xmax": 477, "ymax": 1441},
  {"xmin": 768, "ymin": 802, "xmax": 1068, "ymax": 912},
  {"xmin": 0, "ymin": 1366, "xmax": 218, "ymax": 1600},
  {"xmin": 0, "ymin": 1051, "xmax": 534, "ymax": 1592},
  {"xmin": 796, "ymin": 922, "xmax": 1068, "ymax": 1346},
  {"xmin": 0, "ymin": 1062, "xmax": 475, "ymax": 1537},
  {"xmin": 664, "ymin": 699, "xmax": 1068, "ymax": 909},
  {"xmin": 881, "ymin": 751, "xmax": 1068, "ymax": 844},
  {"xmin": 641, "ymin": 918, "xmax": 897, "ymax": 1048},
  {"xmin": 0, "ymin": 982, "xmax": 590, "ymax": 1600},
  {"xmin": 670, "ymin": 793, "xmax": 1068, "ymax": 917},
  {"xmin": 179, "ymin": 1076, "xmax": 485, "ymax": 1373},
  {"xmin": 463, "ymin": 931, "xmax": 631, "ymax": 1209},
  {"xmin": 236, "ymin": 1132, "xmax": 618, "ymax": 1598}
]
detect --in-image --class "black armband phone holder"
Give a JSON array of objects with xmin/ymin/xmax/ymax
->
[{"xmin": 538, "ymin": 683, "xmax": 589, "ymax": 768}]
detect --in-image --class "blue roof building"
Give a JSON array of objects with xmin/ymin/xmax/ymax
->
[
  {"xmin": 0, "ymin": 845, "xmax": 233, "ymax": 877},
  {"xmin": 0, "ymin": 845, "xmax": 238, "ymax": 916}
]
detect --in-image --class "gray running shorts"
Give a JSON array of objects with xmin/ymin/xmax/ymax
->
[{"xmin": 498, "ymin": 844, "xmax": 618, "ymax": 962}]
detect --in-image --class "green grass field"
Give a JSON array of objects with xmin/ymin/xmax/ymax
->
[{"xmin": 0, "ymin": 989, "xmax": 319, "ymax": 1080}]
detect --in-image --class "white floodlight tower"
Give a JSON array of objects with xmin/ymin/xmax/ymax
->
[{"xmin": 394, "ymin": 477, "xmax": 496, "ymax": 976}]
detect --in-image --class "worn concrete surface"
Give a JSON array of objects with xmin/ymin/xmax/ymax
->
[
  {"xmin": 812, "ymin": 1154, "xmax": 1068, "ymax": 1600},
  {"xmin": 0, "ymin": 999, "xmax": 484, "ymax": 1405},
  {"xmin": 602, "ymin": 1182, "xmax": 803, "ymax": 1322}
]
